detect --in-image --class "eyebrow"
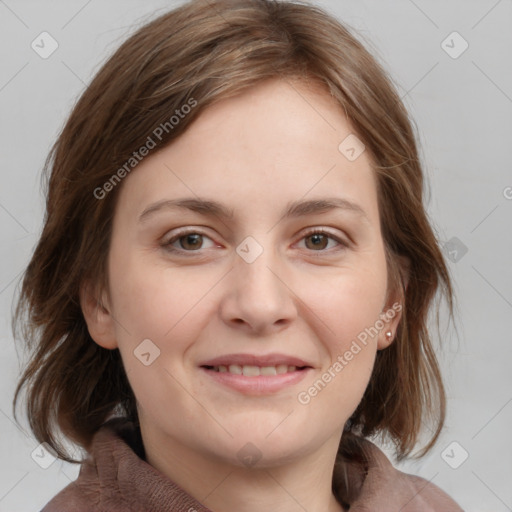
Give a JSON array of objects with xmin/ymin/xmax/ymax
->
[{"xmin": 138, "ymin": 196, "xmax": 370, "ymax": 223}]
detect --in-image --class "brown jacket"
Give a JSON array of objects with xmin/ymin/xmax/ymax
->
[{"xmin": 41, "ymin": 418, "xmax": 463, "ymax": 511}]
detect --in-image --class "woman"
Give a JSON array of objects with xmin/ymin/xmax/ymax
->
[{"xmin": 12, "ymin": 0, "xmax": 462, "ymax": 509}]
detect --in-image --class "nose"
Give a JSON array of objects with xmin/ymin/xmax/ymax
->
[{"xmin": 219, "ymin": 243, "xmax": 298, "ymax": 336}]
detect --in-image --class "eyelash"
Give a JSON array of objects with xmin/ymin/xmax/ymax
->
[{"xmin": 161, "ymin": 227, "xmax": 349, "ymax": 257}]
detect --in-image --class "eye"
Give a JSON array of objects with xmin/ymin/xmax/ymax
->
[
  {"xmin": 162, "ymin": 229, "xmax": 216, "ymax": 253},
  {"xmin": 297, "ymin": 228, "xmax": 348, "ymax": 253},
  {"xmin": 161, "ymin": 227, "xmax": 349, "ymax": 256}
]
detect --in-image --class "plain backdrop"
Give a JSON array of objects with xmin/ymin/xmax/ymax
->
[{"xmin": 1, "ymin": 1, "xmax": 511, "ymax": 510}]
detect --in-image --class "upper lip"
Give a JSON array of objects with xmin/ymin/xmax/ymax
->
[{"xmin": 199, "ymin": 353, "xmax": 313, "ymax": 368}]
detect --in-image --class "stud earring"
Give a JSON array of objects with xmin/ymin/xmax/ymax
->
[{"xmin": 385, "ymin": 330, "xmax": 393, "ymax": 341}]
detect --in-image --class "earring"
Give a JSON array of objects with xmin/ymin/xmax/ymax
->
[{"xmin": 385, "ymin": 330, "xmax": 393, "ymax": 341}]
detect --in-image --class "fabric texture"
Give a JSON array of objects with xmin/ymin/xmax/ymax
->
[{"xmin": 41, "ymin": 418, "xmax": 463, "ymax": 512}]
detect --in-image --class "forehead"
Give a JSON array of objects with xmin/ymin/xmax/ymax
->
[{"xmin": 114, "ymin": 78, "xmax": 379, "ymax": 225}]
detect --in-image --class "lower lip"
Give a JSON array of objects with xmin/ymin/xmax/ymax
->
[{"xmin": 200, "ymin": 367, "xmax": 311, "ymax": 395}]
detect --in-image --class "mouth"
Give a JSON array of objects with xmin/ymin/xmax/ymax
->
[
  {"xmin": 199, "ymin": 354, "xmax": 313, "ymax": 395},
  {"xmin": 201, "ymin": 364, "xmax": 310, "ymax": 376}
]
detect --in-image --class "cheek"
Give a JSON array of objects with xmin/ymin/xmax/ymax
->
[
  {"xmin": 108, "ymin": 245, "xmax": 215, "ymax": 339},
  {"xmin": 106, "ymin": 250, "xmax": 217, "ymax": 411},
  {"xmin": 292, "ymin": 259, "xmax": 387, "ymax": 413},
  {"xmin": 301, "ymin": 260, "xmax": 388, "ymax": 348}
]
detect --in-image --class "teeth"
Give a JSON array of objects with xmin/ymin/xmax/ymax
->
[
  {"xmin": 211, "ymin": 364, "xmax": 302, "ymax": 376},
  {"xmin": 228, "ymin": 364, "xmax": 242, "ymax": 375},
  {"xmin": 242, "ymin": 365, "xmax": 260, "ymax": 377}
]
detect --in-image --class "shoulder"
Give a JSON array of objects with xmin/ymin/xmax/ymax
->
[
  {"xmin": 39, "ymin": 449, "xmax": 113, "ymax": 512},
  {"xmin": 40, "ymin": 480, "xmax": 97, "ymax": 512},
  {"xmin": 40, "ymin": 418, "xmax": 135, "ymax": 511},
  {"xmin": 336, "ymin": 436, "xmax": 464, "ymax": 511},
  {"xmin": 391, "ymin": 470, "xmax": 464, "ymax": 511}
]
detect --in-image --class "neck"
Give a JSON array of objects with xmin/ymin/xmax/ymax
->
[{"xmin": 140, "ymin": 424, "xmax": 346, "ymax": 512}]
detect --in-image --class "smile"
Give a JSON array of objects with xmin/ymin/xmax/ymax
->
[{"xmin": 203, "ymin": 364, "xmax": 306, "ymax": 376}]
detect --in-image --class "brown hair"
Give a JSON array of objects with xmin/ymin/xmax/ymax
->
[{"xmin": 12, "ymin": 0, "xmax": 453, "ymax": 487}]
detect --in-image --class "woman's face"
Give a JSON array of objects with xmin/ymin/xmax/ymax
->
[{"xmin": 85, "ymin": 78, "xmax": 403, "ymax": 468}]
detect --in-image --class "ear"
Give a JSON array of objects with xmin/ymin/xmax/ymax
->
[
  {"xmin": 378, "ymin": 254, "xmax": 410, "ymax": 350},
  {"xmin": 79, "ymin": 279, "xmax": 118, "ymax": 350}
]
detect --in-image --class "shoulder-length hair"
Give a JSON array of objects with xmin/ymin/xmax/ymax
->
[{"xmin": 13, "ymin": 0, "xmax": 453, "ymax": 482}]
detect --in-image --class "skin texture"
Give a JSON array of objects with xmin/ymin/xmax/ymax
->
[{"xmin": 81, "ymin": 78, "xmax": 405, "ymax": 512}]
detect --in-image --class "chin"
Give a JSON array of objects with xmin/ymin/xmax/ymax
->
[
  {"xmin": 217, "ymin": 421, "xmax": 320, "ymax": 467},
  {"xmin": 219, "ymin": 440, "xmax": 313, "ymax": 470}
]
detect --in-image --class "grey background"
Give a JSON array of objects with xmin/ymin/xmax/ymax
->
[{"xmin": 1, "ymin": 0, "xmax": 511, "ymax": 510}]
